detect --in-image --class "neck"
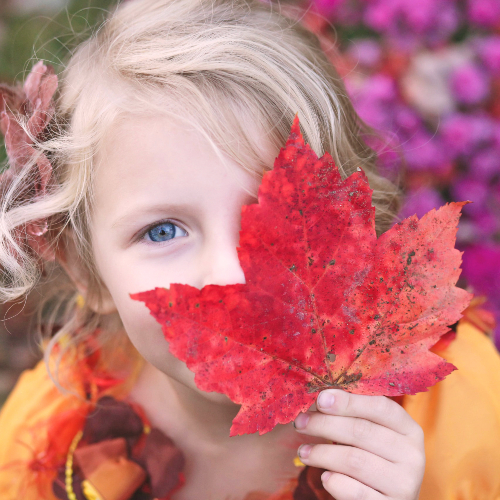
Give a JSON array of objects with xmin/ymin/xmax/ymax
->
[{"xmin": 128, "ymin": 360, "xmax": 298, "ymax": 456}]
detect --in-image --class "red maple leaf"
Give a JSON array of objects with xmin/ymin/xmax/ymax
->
[{"xmin": 131, "ymin": 116, "xmax": 472, "ymax": 436}]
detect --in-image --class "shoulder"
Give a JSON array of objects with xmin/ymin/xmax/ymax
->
[{"xmin": 403, "ymin": 321, "xmax": 500, "ymax": 500}]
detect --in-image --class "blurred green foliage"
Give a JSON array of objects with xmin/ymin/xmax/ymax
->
[{"xmin": 0, "ymin": 0, "xmax": 117, "ymax": 164}]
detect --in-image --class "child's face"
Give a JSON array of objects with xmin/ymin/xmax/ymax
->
[{"xmin": 90, "ymin": 113, "xmax": 273, "ymax": 402}]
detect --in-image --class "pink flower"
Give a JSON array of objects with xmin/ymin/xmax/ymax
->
[
  {"xmin": 476, "ymin": 36, "xmax": 500, "ymax": 76},
  {"xmin": 449, "ymin": 63, "xmax": 490, "ymax": 105},
  {"xmin": 346, "ymin": 39, "xmax": 382, "ymax": 68},
  {"xmin": 467, "ymin": 0, "xmax": 500, "ymax": 28},
  {"xmin": 311, "ymin": 0, "xmax": 344, "ymax": 19},
  {"xmin": 0, "ymin": 61, "xmax": 57, "ymax": 185},
  {"xmin": 325, "ymin": 0, "xmax": 364, "ymax": 25}
]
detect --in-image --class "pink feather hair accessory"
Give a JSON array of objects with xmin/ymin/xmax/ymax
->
[{"xmin": 0, "ymin": 61, "xmax": 58, "ymax": 261}]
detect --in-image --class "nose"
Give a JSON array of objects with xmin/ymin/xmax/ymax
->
[{"xmin": 199, "ymin": 233, "xmax": 246, "ymax": 288}]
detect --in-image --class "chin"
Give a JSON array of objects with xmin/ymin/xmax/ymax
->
[
  {"xmin": 194, "ymin": 386, "xmax": 236, "ymax": 405},
  {"xmin": 146, "ymin": 345, "xmax": 238, "ymax": 407},
  {"xmin": 170, "ymin": 361, "xmax": 237, "ymax": 406}
]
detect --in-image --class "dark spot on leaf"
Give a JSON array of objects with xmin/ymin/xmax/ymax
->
[
  {"xmin": 407, "ymin": 250, "xmax": 415, "ymax": 265},
  {"xmin": 349, "ymin": 329, "xmax": 355, "ymax": 335}
]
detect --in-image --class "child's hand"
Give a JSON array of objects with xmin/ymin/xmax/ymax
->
[{"xmin": 294, "ymin": 389, "xmax": 425, "ymax": 500}]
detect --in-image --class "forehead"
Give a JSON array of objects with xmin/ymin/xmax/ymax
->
[{"xmin": 91, "ymin": 113, "xmax": 265, "ymax": 222}]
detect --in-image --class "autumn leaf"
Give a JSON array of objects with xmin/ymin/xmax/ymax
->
[{"xmin": 131, "ymin": 115, "xmax": 472, "ymax": 436}]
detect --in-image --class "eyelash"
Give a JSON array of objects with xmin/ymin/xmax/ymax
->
[{"xmin": 138, "ymin": 219, "xmax": 188, "ymax": 244}]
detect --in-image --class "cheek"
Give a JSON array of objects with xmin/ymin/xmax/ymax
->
[
  {"xmin": 115, "ymin": 297, "xmax": 176, "ymax": 370},
  {"xmin": 115, "ymin": 293, "xmax": 235, "ymax": 405}
]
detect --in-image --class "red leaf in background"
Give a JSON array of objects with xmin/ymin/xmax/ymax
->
[{"xmin": 132, "ymin": 115, "xmax": 472, "ymax": 436}]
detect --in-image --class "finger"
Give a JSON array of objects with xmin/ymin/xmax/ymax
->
[
  {"xmin": 298, "ymin": 443, "xmax": 395, "ymax": 495},
  {"xmin": 321, "ymin": 470, "xmax": 385, "ymax": 500},
  {"xmin": 315, "ymin": 389, "xmax": 422, "ymax": 437},
  {"xmin": 294, "ymin": 412, "xmax": 409, "ymax": 462}
]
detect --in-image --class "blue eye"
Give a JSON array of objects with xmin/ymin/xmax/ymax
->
[{"xmin": 146, "ymin": 221, "xmax": 187, "ymax": 243}]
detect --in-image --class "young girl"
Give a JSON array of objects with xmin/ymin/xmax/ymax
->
[{"xmin": 0, "ymin": 1, "xmax": 500, "ymax": 499}]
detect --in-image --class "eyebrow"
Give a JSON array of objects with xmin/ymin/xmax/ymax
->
[{"xmin": 110, "ymin": 203, "xmax": 198, "ymax": 229}]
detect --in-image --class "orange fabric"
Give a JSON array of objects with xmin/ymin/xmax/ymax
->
[
  {"xmin": 403, "ymin": 322, "xmax": 500, "ymax": 500},
  {"xmin": 1, "ymin": 321, "xmax": 500, "ymax": 499},
  {"xmin": 0, "ymin": 360, "xmax": 86, "ymax": 500}
]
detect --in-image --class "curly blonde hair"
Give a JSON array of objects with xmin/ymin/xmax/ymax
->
[{"xmin": 0, "ymin": 0, "xmax": 400, "ymax": 383}]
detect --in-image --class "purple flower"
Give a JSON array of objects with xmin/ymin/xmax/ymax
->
[
  {"xmin": 402, "ymin": 129, "xmax": 451, "ymax": 172},
  {"xmin": 365, "ymin": 133, "xmax": 403, "ymax": 175},
  {"xmin": 450, "ymin": 63, "xmax": 491, "ymax": 105},
  {"xmin": 349, "ymin": 74, "xmax": 399, "ymax": 130},
  {"xmin": 462, "ymin": 244, "xmax": 500, "ymax": 348},
  {"xmin": 470, "ymin": 208, "xmax": 499, "ymax": 237},
  {"xmin": 452, "ymin": 176, "xmax": 489, "ymax": 213},
  {"xmin": 394, "ymin": 106, "xmax": 421, "ymax": 133},
  {"xmin": 492, "ymin": 181, "xmax": 500, "ymax": 207},
  {"xmin": 440, "ymin": 113, "xmax": 475, "ymax": 157},
  {"xmin": 440, "ymin": 113, "xmax": 495, "ymax": 158},
  {"xmin": 363, "ymin": 0, "xmax": 460, "ymax": 50},
  {"xmin": 467, "ymin": 0, "xmax": 500, "ymax": 28},
  {"xmin": 494, "ymin": 121, "xmax": 500, "ymax": 150},
  {"xmin": 399, "ymin": 187, "xmax": 445, "ymax": 219},
  {"xmin": 470, "ymin": 147, "xmax": 500, "ymax": 181}
]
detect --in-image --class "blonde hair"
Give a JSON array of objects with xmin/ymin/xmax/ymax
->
[{"xmin": 0, "ymin": 0, "xmax": 400, "ymax": 381}]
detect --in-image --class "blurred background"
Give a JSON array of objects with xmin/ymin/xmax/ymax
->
[{"xmin": 0, "ymin": 0, "xmax": 499, "ymax": 406}]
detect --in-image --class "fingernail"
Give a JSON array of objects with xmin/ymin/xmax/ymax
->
[
  {"xmin": 318, "ymin": 391, "xmax": 335, "ymax": 409},
  {"xmin": 294, "ymin": 412, "xmax": 310, "ymax": 430},
  {"xmin": 321, "ymin": 471, "xmax": 332, "ymax": 482},
  {"xmin": 298, "ymin": 444, "xmax": 312, "ymax": 459}
]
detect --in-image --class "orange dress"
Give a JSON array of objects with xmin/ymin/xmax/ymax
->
[{"xmin": 1, "ymin": 321, "xmax": 500, "ymax": 500}]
